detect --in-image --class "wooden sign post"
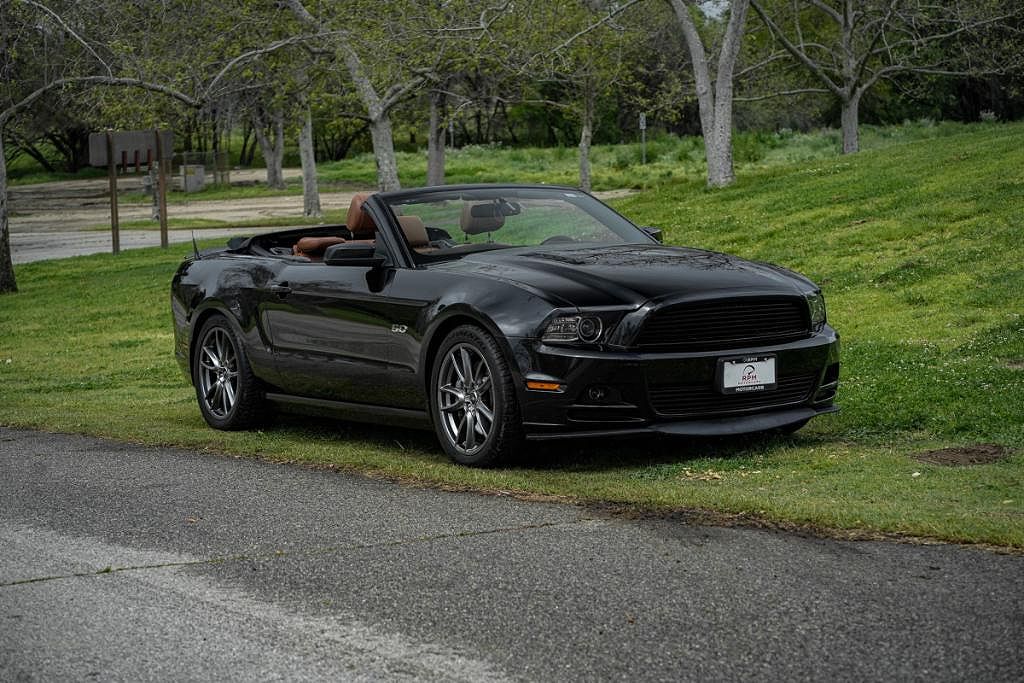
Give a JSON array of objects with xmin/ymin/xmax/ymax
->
[
  {"xmin": 104, "ymin": 131, "xmax": 120, "ymax": 254},
  {"xmin": 89, "ymin": 129, "xmax": 174, "ymax": 254},
  {"xmin": 639, "ymin": 112, "xmax": 647, "ymax": 165},
  {"xmin": 154, "ymin": 129, "xmax": 169, "ymax": 249}
]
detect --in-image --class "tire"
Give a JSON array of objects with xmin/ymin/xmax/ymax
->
[
  {"xmin": 191, "ymin": 315, "xmax": 265, "ymax": 430},
  {"xmin": 430, "ymin": 325, "xmax": 524, "ymax": 466}
]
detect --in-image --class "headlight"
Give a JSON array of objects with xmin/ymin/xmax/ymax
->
[
  {"xmin": 806, "ymin": 292, "xmax": 827, "ymax": 332},
  {"xmin": 542, "ymin": 315, "xmax": 606, "ymax": 344}
]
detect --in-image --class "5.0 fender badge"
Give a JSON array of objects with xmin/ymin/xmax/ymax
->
[{"xmin": 391, "ymin": 324, "xmax": 408, "ymax": 334}]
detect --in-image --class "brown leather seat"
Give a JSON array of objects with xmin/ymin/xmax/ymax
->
[
  {"xmin": 291, "ymin": 192, "xmax": 376, "ymax": 260},
  {"xmin": 398, "ymin": 215, "xmax": 434, "ymax": 252},
  {"xmin": 293, "ymin": 235, "xmax": 346, "ymax": 259},
  {"xmin": 346, "ymin": 192, "xmax": 377, "ymax": 240}
]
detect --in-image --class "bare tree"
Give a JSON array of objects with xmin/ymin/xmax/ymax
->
[
  {"xmin": 285, "ymin": 0, "xmax": 517, "ymax": 191},
  {"xmin": 298, "ymin": 103, "xmax": 321, "ymax": 216},
  {"xmin": 749, "ymin": 0, "xmax": 1024, "ymax": 153},
  {"xmin": 667, "ymin": 0, "xmax": 752, "ymax": 188},
  {"xmin": 251, "ymin": 106, "xmax": 288, "ymax": 189},
  {"xmin": 547, "ymin": 1, "xmax": 640, "ymax": 192},
  {"xmin": 426, "ymin": 88, "xmax": 448, "ymax": 186},
  {"xmin": 285, "ymin": 0, "xmax": 435, "ymax": 191}
]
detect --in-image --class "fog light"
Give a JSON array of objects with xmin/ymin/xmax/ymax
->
[{"xmin": 587, "ymin": 386, "xmax": 607, "ymax": 402}]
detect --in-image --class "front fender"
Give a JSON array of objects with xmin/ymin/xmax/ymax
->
[{"xmin": 415, "ymin": 282, "xmax": 561, "ymax": 412}]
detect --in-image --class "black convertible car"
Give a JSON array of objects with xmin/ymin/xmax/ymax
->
[{"xmin": 172, "ymin": 184, "xmax": 839, "ymax": 465}]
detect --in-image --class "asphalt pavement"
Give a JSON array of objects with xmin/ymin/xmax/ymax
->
[{"xmin": 1, "ymin": 427, "xmax": 1021, "ymax": 681}]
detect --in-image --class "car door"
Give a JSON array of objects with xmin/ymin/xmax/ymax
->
[{"xmin": 262, "ymin": 256, "xmax": 402, "ymax": 405}]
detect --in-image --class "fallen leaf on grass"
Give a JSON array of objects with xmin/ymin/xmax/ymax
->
[{"xmin": 679, "ymin": 468, "xmax": 724, "ymax": 481}]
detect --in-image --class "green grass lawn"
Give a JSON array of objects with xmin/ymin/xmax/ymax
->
[{"xmin": 2, "ymin": 121, "xmax": 1022, "ymax": 547}]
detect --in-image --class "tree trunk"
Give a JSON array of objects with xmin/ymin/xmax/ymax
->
[
  {"xmin": 13, "ymin": 140, "xmax": 55, "ymax": 173},
  {"xmin": 369, "ymin": 115, "xmax": 401, "ymax": 192},
  {"xmin": 239, "ymin": 121, "xmax": 252, "ymax": 167},
  {"xmin": 211, "ymin": 107, "xmax": 220, "ymax": 168},
  {"xmin": 704, "ymin": 127, "xmax": 735, "ymax": 188},
  {"xmin": 253, "ymin": 110, "xmax": 286, "ymax": 190},
  {"xmin": 840, "ymin": 93, "xmax": 860, "ymax": 154},
  {"xmin": 427, "ymin": 90, "xmax": 446, "ymax": 186},
  {"xmin": 299, "ymin": 105, "xmax": 321, "ymax": 217},
  {"xmin": 670, "ymin": 0, "xmax": 749, "ymax": 188},
  {"xmin": 578, "ymin": 85, "xmax": 595, "ymax": 193},
  {"xmin": 0, "ymin": 134, "xmax": 17, "ymax": 294}
]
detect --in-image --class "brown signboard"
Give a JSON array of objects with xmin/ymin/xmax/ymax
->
[
  {"xmin": 89, "ymin": 129, "xmax": 173, "ymax": 254},
  {"xmin": 88, "ymin": 130, "xmax": 173, "ymax": 167}
]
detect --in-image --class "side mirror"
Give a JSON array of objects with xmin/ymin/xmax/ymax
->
[
  {"xmin": 640, "ymin": 226, "xmax": 663, "ymax": 243},
  {"xmin": 324, "ymin": 242, "xmax": 386, "ymax": 267}
]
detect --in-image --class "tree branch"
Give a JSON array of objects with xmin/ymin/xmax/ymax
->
[
  {"xmin": 549, "ymin": 0, "xmax": 646, "ymax": 54},
  {"xmin": 1, "ymin": 76, "xmax": 201, "ymax": 128},
  {"xmin": 735, "ymin": 87, "xmax": 829, "ymax": 101},
  {"xmin": 21, "ymin": 0, "xmax": 113, "ymax": 77},
  {"xmin": 204, "ymin": 32, "xmax": 340, "ymax": 99},
  {"xmin": 750, "ymin": 0, "xmax": 845, "ymax": 97},
  {"xmin": 806, "ymin": 0, "xmax": 842, "ymax": 26}
]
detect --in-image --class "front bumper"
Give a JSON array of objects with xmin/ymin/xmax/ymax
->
[{"xmin": 512, "ymin": 326, "xmax": 840, "ymax": 439}]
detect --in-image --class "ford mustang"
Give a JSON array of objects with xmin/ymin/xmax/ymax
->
[{"xmin": 171, "ymin": 184, "xmax": 839, "ymax": 465}]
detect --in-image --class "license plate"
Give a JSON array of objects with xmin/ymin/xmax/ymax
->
[{"xmin": 720, "ymin": 356, "xmax": 777, "ymax": 394}]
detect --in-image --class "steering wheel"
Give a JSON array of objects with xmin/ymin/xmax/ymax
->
[{"xmin": 540, "ymin": 235, "xmax": 576, "ymax": 245}]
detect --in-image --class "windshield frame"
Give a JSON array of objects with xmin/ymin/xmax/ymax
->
[{"xmin": 376, "ymin": 184, "xmax": 654, "ymax": 265}]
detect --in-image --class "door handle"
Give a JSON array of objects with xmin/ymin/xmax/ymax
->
[{"xmin": 270, "ymin": 282, "xmax": 292, "ymax": 297}]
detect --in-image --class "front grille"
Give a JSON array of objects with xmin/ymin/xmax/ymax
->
[
  {"xmin": 649, "ymin": 373, "xmax": 817, "ymax": 417},
  {"xmin": 634, "ymin": 297, "xmax": 810, "ymax": 351}
]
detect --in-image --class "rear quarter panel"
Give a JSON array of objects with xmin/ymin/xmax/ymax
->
[{"xmin": 171, "ymin": 253, "xmax": 285, "ymax": 385}]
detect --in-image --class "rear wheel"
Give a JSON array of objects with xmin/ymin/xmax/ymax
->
[
  {"xmin": 192, "ymin": 315, "xmax": 265, "ymax": 430},
  {"xmin": 430, "ymin": 326, "xmax": 523, "ymax": 466}
]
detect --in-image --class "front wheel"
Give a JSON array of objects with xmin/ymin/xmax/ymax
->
[
  {"xmin": 430, "ymin": 326, "xmax": 523, "ymax": 466},
  {"xmin": 192, "ymin": 315, "xmax": 265, "ymax": 430}
]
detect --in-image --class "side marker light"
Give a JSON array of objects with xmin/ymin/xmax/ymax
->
[{"xmin": 526, "ymin": 381, "xmax": 564, "ymax": 392}]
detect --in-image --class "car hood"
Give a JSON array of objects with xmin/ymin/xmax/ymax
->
[{"xmin": 443, "ymin": 243, "xmax": 814, "ymax": 309}]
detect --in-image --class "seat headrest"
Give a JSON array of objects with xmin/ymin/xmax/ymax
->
[
  {"xmin": 346, "ymin": 192, "xmax": 377, "ymax": 239},
  {"xmin": 460, "ymin": 202, "xmax": 505, "ymax": 235},
  {"xmin": 398, "ymin": 215, "xmax": 429, "ymax": 248}
]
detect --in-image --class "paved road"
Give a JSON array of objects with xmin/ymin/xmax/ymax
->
[{"xmin": 1, "ymin": 428, "xmax": 1021, "ymax": 681}]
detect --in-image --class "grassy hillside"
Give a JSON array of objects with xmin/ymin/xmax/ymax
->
[
  {"xmin": 616, "ymin": 121, "xmax": 1024, "ymax": 447},
  {"xmin": 1, "ymin": 121, "xmax": 1021, "ymax": 546}
]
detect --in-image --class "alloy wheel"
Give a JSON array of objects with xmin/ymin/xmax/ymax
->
[
  {"xmin": 436, "ymin": 343, "xmax": 496, "ymax": 455},
  {"xmin": 197, "ymin": 327, "xmax": 239, "ymax": 419}
]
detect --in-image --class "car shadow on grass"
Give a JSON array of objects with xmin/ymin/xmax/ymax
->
[
  {"xmin": 266, "ymin": 410, "xmax": 824, "ymax": 473},
  {"xmin": 513, "ymin": 432, "xmax": 818, "ymax": 472}
]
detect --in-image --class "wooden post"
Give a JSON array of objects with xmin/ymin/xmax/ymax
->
[
  {"xmin": 154, "ymin": 129, "xmax": 169, "ymax": 248},
  {"xmin": 105, "ymin": 130, "xmax": 120, "ymax": 255}
]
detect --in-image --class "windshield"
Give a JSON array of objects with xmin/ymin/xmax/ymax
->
[{"xmin": 383, "ymin": 187, "xmax": 650, "ymax": 262}]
